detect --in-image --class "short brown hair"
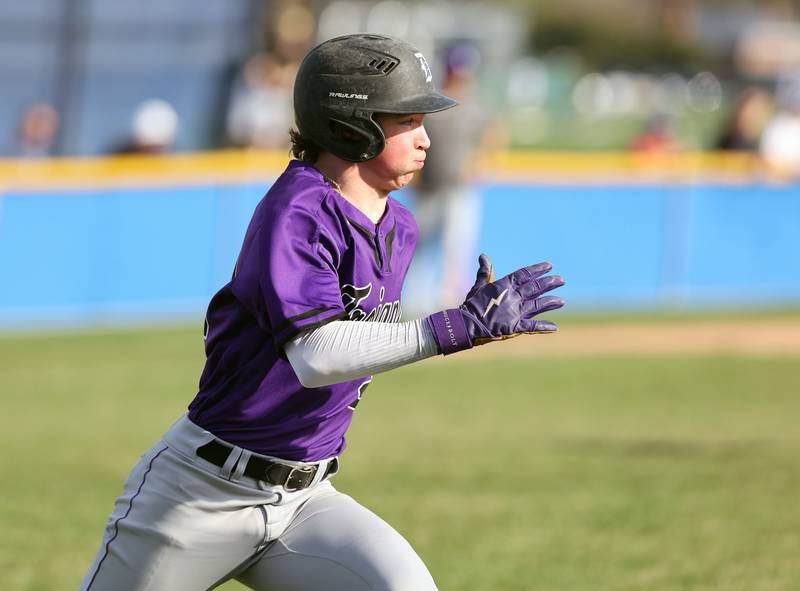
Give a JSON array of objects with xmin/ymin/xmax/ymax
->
[{"xmin": 289, "ymin": 128, "xmax": 322, "ymax": 163}]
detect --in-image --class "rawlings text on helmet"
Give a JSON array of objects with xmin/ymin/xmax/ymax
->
[{"xmin": 329, "ymin": 92, "xmax": 369, "ymax": 100}]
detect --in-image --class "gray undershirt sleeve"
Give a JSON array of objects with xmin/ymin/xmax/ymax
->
[{"xmin": 284, "ymin": 318, "xmax": 440, "ymax": 388}]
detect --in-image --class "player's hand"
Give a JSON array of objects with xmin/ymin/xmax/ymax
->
[
  {"xmin": 426, "ymin": 255, "xmax": 565, "ymax": 354},
  {"xmin": 460, "ymin": 257, "xmax": 565, "ymax": 346}
]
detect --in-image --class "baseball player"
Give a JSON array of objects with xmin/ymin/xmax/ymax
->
[{"xmin": 79, "ymin": 34, "xmax": 565, "ymax": 591}]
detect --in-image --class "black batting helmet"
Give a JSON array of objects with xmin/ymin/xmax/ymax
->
[{"xmin": 293, "ymin": 34, "xmax": 458, "ymax": 162}]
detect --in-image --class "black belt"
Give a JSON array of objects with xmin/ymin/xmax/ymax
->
[{"xmin": 197, "ymin": 440, "xmax": 337, "ymax": 492}]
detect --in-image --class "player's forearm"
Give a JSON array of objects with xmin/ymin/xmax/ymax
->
[{"xmin": 285, "ymin": 318, "xmax": 439, "ymax": 388}]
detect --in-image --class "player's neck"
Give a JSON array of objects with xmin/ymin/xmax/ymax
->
[{"xmin": 314, "ymin": 156, "xmax": 388, "ymax": 225}]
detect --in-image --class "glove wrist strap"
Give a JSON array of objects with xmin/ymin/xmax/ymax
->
[{"xmin": 426, "ymin": 309, "xmax": 473, "ymax": 355}]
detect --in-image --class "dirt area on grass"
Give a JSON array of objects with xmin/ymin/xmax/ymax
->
[{"xmin": 457, "ymin": 317, "xmax": 800, "ymax": 358}]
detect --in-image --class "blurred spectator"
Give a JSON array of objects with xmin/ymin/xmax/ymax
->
[
  {"xmin": 629, "ymin": 113, "xmax": 681, "ymax": 152},
  {"xmin": 225, "ymin": 52, "xmax": 295, "ymax": 149},
  {"xmin": 270, "ymin": 0, "xmax": 315, "ymax": 64},
  {"xmin": 13, "ymin": 102, "xmax": 60, "ymax": 157},
  {"xmin": 112, "ymin": 99, "xmax": 179, "ymax": 155},
  {"xmin": 225, "ymin": 1, "xmax": 314, "ymax": 150},
  {"xmin": 760, "ymin": 74, "xmax": 800, "ymax": 178},
  {"xmin": 406, "ymin": 41, "xmax": 498, "ymax": 315},
  {"xmin": 716, "ymin": 86, "xmax": 774, "ymax": 151}
]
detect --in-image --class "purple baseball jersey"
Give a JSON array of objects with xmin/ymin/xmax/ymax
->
[{"xmin": 188, "ymin": 160, "xmax": 418, "ymax": 461}]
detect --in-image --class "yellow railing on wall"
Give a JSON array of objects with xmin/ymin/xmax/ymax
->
[
  {"xmin": 0, "ymin": 149, "xmax": 771, "ymax": 192},
  {"xmin": 0, "ymin": 150, "xmax": 290, "ymax": 192},
  {"xmin": 479, "ymin": 151, "xmax": 765, "ymax": 184}
]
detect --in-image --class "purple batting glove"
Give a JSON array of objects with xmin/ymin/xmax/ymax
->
[{"xmin": 427, "ymin": 256, "xmax": 565, "ymax": 355}]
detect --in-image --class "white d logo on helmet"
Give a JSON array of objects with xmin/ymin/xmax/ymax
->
[{"xmin": 414, "ymin": 52, "xmax": 432, "ymax": 83}]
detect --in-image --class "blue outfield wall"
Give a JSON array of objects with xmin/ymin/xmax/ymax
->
[
  {"xmin": 0, "ymin": 183, "xmax": 267, "ymax": 329},
  {"xmin": 1, "ymin": 180, "xmax": 799, "ymax": 330},
  {"xmin": 476, "ymin": 182, "xmax": 800, "ymax": 309}
]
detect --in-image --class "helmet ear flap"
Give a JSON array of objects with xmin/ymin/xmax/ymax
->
[{"xmin": 327, "ymin": 116, "xmax": 385, "ymax": 161}]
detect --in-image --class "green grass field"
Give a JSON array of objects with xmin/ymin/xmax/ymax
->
[{"xmin": 2, "ymin": 321, "xmax": 799, "ymax": 591}]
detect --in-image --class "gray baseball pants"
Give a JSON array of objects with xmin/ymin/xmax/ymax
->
[{"xmin": 78, "ymin": 415, "xmax": 438, "ymax": 591}]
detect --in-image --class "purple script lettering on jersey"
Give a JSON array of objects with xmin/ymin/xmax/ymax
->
[
  {"xmin": 342, "ymin": 283, "xmax": 372, "ymax": 319},
  {"xmin": 341, "ymin": 283, "xmax": 402, "ymax": 323}
]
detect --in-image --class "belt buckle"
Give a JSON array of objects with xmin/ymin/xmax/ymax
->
[{"xmin": 283, "ymin": 464, "xmax": 317, "ymax": 492}]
